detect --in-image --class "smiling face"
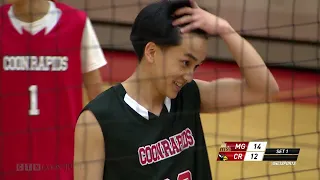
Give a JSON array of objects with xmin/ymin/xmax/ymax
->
[{"xmin": 144, "ymin": 33, "xmax": 208, "ymax": 99}]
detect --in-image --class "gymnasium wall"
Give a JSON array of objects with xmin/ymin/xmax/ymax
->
[
  {"xmin": 0, "ymin": 0, "xmax": 318, "ymax": 69},
  {"xmin": 59, "ymin": 0, "xmax": 320, "ymax": 70},
  {"xmin": 101, "ymin": 50, "xmax": 319, "ymax": 104}
]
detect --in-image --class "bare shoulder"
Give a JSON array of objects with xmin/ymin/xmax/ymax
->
[
  {"xmin": 194, "ymin": 79, "xmax": 210, "ymax": 87},
  {"xmin": 75, "ymin": 110, "xmax": 104, "ymax": 142},
  {"xmin": 74, "ymin": 110, "xmax": 105, "ymax": 179},
  {"xmin": 77, "ymin": 110, "xmax": 98, "ymax": 126},
  {"xmin": 194, "ymin": 78, "xmax": 243, "ymax": 113},
  {"xmin": 193, "ymin": 79, "xmax": 215, "ymax": 96},
  {"xmin": 74, "ymin": 110, "xmax": 104, "ymax": 157},
  {"xmin": 194, "ymin": 78, "xmax": 238, "ymax": 88}
]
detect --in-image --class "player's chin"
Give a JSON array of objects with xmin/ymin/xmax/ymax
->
[
  {"xmin": 166, "ymin": 91, "xmax": 178, "ymax": 99},
  {"xmin": 166, "ymin": 81, "xmax": 182, "ymax": 99}
]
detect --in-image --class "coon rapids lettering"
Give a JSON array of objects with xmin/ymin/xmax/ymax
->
[
  {"xmin": 138, "ymin": 128, "xmax": 195, "ymax": 166},
  {"xmin": 3, "ymin": 56, "xmax": 68, "ymax": 71}
]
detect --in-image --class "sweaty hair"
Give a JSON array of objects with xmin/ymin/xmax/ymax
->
[{"xmin": 130, "ymin": 0, "xmax": 208, "ymax": 62}]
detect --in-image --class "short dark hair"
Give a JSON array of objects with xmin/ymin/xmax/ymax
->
[{"xmin": 130, "ymin": 0, "xmax": 208, "ymax": 61}]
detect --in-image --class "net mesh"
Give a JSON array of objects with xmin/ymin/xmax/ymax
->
[
  {"xmin": 0, "ymin": 0, "xmax": 319, "ymax": 179},
  {"xmin": 90, "ymin": 0, "xmax": 320, "ymax": 179}
]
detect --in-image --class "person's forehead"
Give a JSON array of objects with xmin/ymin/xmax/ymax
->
[{"xmin": 178, "ymin": 34, "xmax": 208, "ymax": 60}]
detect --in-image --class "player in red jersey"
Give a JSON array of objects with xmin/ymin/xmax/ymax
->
[{"xmin": 0, "ymin": 0, "xmax": 107, "ymax": 180}]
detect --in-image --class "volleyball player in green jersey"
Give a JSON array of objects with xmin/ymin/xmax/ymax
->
[{"xmin": 74, "ymin": 0, "xmax": 279, "ymax": 179}]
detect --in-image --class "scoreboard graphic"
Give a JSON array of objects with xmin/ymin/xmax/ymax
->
[{"xmin": 217, "ymin": 142, "xmax": 300, "ymax": 165}]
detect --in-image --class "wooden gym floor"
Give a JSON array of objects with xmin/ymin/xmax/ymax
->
[{"xmin": 202, "ymin": 102, "xmax": 319, "ymax": 180}]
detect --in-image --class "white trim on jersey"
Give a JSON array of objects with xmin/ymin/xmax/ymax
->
[
  {"xmin": 7, "ymin": 1, "xmax": 107, "ymax": 73},
  {"xmin": 124, "ymin": 93, "xmax": 171, "ymax": 120},
  {"xmin": 8, "ymin": 1, "xmax": 61, "ymax": 35}
]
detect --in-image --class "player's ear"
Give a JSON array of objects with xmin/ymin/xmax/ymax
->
[{"xmin": 144, "ymin": 42, "xmax": 157, "ymax": 63}]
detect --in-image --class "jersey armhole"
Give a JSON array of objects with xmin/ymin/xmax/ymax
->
[
  {"xmin": 79, "ymin": 101, "xmax": 103, "ymax": 122},
  {"xmin": 77, "ymin": 107, "xmax": 107, "ymax": 142},
  {"xmin": 77, "ymin": 108, "xmax": 97, "ymax": 126}
]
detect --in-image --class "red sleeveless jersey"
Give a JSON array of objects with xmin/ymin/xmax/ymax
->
[{"xmin": 0, "ymin": 3, "xmax": 86, "ymax": 180}]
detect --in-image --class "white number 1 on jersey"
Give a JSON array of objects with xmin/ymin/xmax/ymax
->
[{"xmin": 28, "ymin": 85, "xmax": 40, "ymax": 116}]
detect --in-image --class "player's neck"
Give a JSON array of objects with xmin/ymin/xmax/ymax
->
[
  {"xmin": 123, "ymin": 70, "xmax": 166, "ymax": 114},
  {"xmin": 12, "ymin": 0, "xmax": 50, "ymax": 23}
]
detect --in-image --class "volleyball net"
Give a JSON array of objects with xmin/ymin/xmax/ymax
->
[
  {"xmin": 0, "ymin": 0, "xmax": 319, "ymax": 179},
  {"xmin": 85, "ymin": 0, "xmax": 320, "ymax": 179}
]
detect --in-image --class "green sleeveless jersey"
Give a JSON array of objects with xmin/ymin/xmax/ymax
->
[{"xmin": 82, "ymin": 80, "xmax": 212, "ymax": 180}]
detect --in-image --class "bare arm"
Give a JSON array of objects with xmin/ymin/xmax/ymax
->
[
  {"xmin": 74, "ymin": 110, "xmax": 105, "ymax": 180},
  {"xmin": 83, "ymin": 70, "xmax": 104, "ymax": 101},
  {"xmin": 81, "ymin": 18, "xmax": 107, "ymax": 101},
  {"xmin": 172, "ymin": 3, "xmax": 279, "ymax": 113},
  {"xmin": 197, "ymin": 25, "xmax": 279, "ymax": 113}
]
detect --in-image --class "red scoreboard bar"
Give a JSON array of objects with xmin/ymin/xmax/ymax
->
[
  {"xmin": 217, "ymin": 142, "xmax": 268, "ymax": 161},
  {"xmin": 221, "ymin": 142, "xmax": 249, "ymax": 151},
  {"xmin": 217, "ymin": 152, "xmax": 247, "ymax": 161}
]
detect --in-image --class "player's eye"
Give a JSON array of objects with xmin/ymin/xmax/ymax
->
[
  {"xmin": 194, "ymin": 64, "xmax": 200, "ymax": 70},
  {"xmin": 181, "ymin": 60, "xmax": 190, "ymax": 67},
  {"xmin": 194, "ymin": 62, "xmax": 204, "ymax": 71}
]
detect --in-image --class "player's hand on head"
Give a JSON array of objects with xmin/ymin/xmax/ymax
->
[{"xmin": 172, "ymin": 0, "xmax": 230, "ymax": 35}]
